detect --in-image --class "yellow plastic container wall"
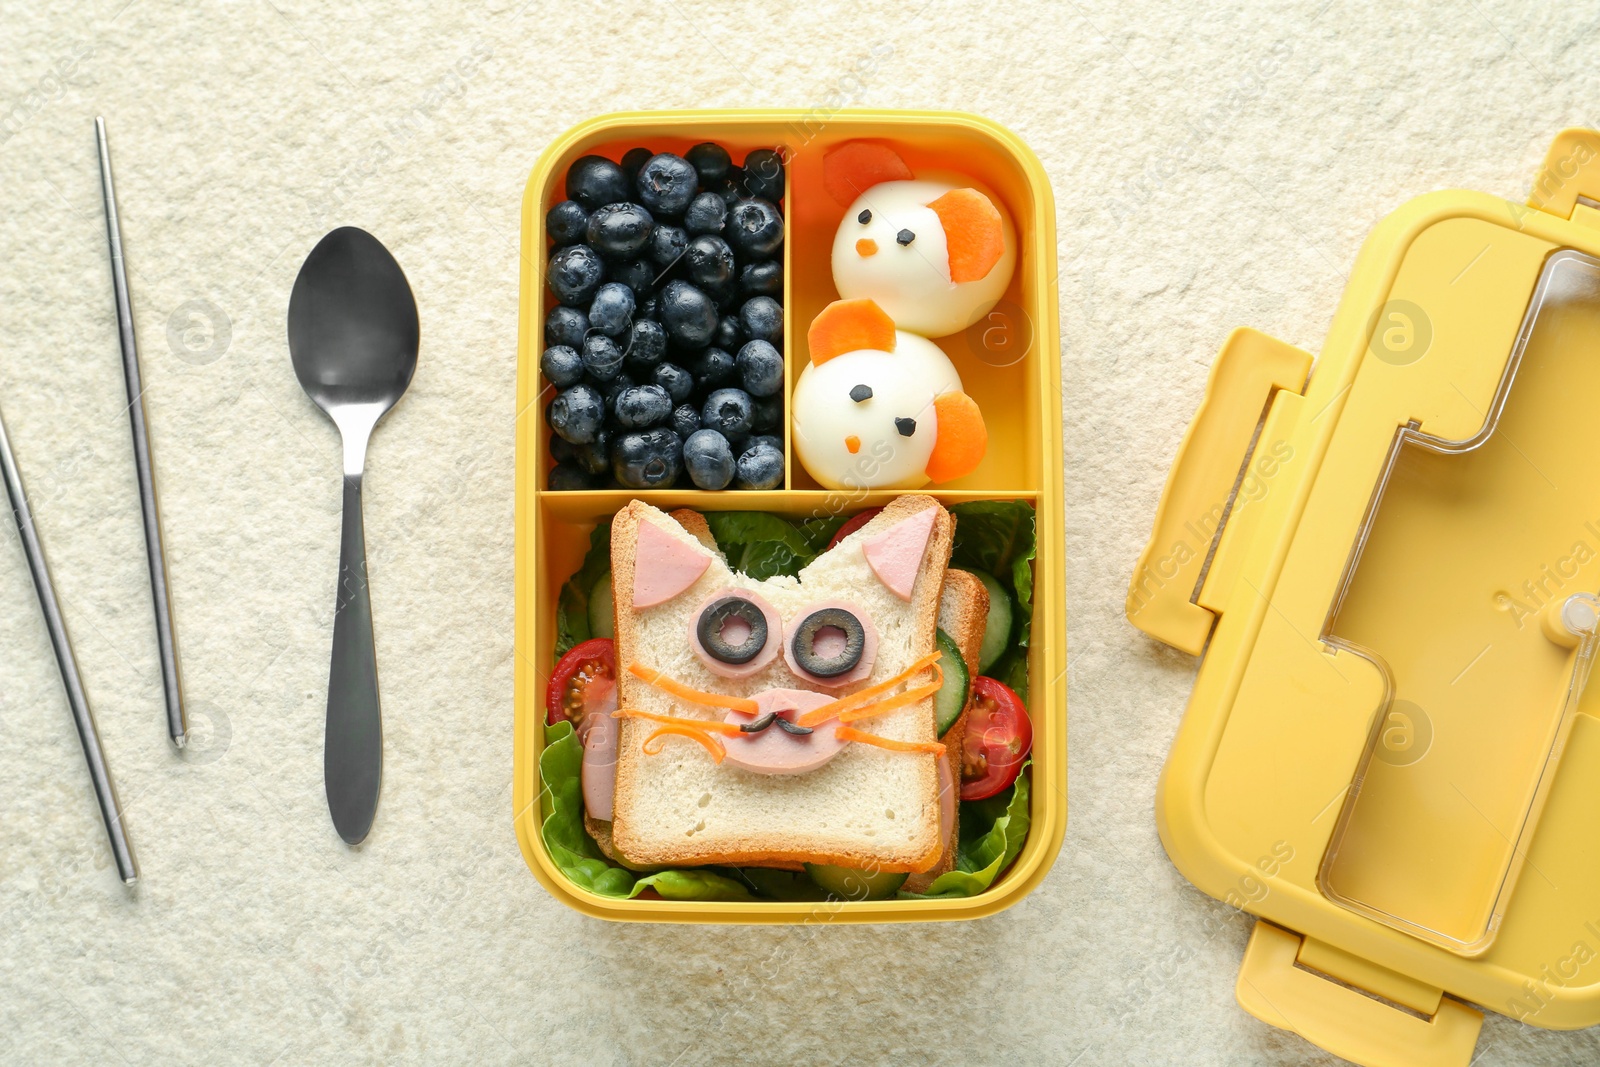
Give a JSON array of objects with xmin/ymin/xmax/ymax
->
[
  {"xmin": 1129, "ymin": 129, "xmax": 1600, "ymax": 1066},
  {"xmin": 514, "ymin": 111, "xmax": 1065, "ymax": 923}
]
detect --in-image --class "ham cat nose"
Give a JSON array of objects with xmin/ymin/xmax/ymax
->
[{"xmin": 855, "ymin": 237, "xmax": 878, "ymax": 257}]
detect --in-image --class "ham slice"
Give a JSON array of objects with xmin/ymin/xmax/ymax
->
[
  {"xmin": 862, "ymin": 508, "xmax": 937, "ymax": 600},
  {"xmin": 721, "ymin": 690, "xmax": 848, "ymax": 775},
  {"xmin": 633, "ymin": 520, "xmax": 710, "ymax": 608}
]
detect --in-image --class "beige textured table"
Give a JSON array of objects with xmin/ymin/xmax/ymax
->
[{"xmin": 3, "ymin": 1, "xmax": 1599, "ymax": 1063}]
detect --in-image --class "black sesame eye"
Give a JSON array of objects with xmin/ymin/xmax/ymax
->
[
  {"xmin": 696, "ymin": 596, "xmax": 769, "ymax": 664},
  {"xmin": 896, "ymin": 229, "xmax": 915, "ymax": 245},
  {"xmin": 895, "ymin": 417, "xmax": 916, "ymax": 436},
  {"xmin": 849, "ymin": 384, "xmax": 873, "ymax": 403},
  {"xmin": 858, "ymin": 209, "xmax": 871, "ymax": 224}
]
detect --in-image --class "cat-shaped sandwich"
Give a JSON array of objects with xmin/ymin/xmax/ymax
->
[{"xmin": 600, "ymin": 495, "xmax": 963, "ymax": 873}]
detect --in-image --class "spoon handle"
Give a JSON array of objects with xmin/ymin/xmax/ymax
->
[{"xmin": 325, "ymin": 471, "xmax": 381, "ymax": 844}]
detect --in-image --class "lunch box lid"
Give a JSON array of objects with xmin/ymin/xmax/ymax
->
[{"xmin": 1127, "ymin": 130, "xmax": 1600, "ymax": 1065}]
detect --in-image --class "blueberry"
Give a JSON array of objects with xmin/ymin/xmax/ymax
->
[
  {"xmin": 703, "ymin": 276, "xmax": 740, "ymax": 311},
  {"xmin": 736, "ymin": 339, "xmax": 783, "ymax": 397},
  {"xmin": 713, "ymin": 167, "xmax": 746, "ymax": 206},
  {"xmin": 609, "ymin": 258, "xmax": 656, "ymax": 301},
  {"xmin": 726, "ymin": 199, "xmax": 784, "ymax": 257},
  {"xmin": 623, "ymin": 319, "xmax": 667, "ymax": 369},
  {"xmin": 541, "ymin": 344, "xmax": 585, "ymax": 388},
  {"xmin": 545, "ymin": 305, "xmax": 589, "ymax": 349},
  {"xmin": 671, "ymin": 403, "xmax": 701, "ymax": 439},
  {"xmin": 588, "ymin": 283, "xmax": 636, "ymax": 338},
  {"xmin": 739, "ymin": 296, "xmax": 783, "ymax": 344},
  {"xmin": 613, "ymin": 383, "xmax": 672, "ymax": 429},
  {"xmin": 659, "ymin": 281, "xmax": 719, "ymax": 349},
  {"xmin": 546, "ymin": 200, "xmax": 588, "ymax": 246},
  {"xmin": 600, "ymin": 372, "xmax": 636, "ymax": 411},
  {"xmin": 683, "ymin": 429, "xmax": 736, "ymax": 490},
  {"xmin": 572, "ymin": 428, "xmax": 612, "ymax": 475},
  {"xmin": 742, "ymin": 149, "xmax": 785, "ymax": 202},
  {"xmin": 684, "ymin": 193, "xmax": 726, "ymax": 235},
  {"xmin": 638, "ymin": 294, "xmax": 659, "ymax": 321},
  {"xmin": 549, "ymin": 463, "xmax": 599, "ymax": 491},
  {"xmin": 566, "ymin": 155, "xmax": 631, "ymax": 210},
  {"xmin": 712, "ymin": 315, "xmax": 745, "ymax": 351},
  {"xmin": 735, "ymin": 439, "xmax": 784, "ymax": 490},
  {"xmin": 549, "ymin": 433, "xmax": 578, "ymax": 465},
  {"xmin": 635, "ymin": 153, "xmax": 698, "ymax": 218},
  {"xmin": 750, "ymin": 434, "xmax": 783, "ymax": 454},
  {"xmin": 701, "ymin": 387, "xmax": 754, "ymax": 437},
  {"xmin": 680, "ymin": 235, "xmax": 733, "ymax": 291},
  {"xmin": 688, "ymin": 346, "xmax": 737, "ymax": 389},
  {"xmin": 685, "ymin": 142, "xmax": 732, "ymax": 185},
  {"xmin": 580, "ymin": 334, "xmax": 625, "ymax": 382},
  {"xmin": 739, "ymin": 259, "xmax": 782, "ymax": 297},
  {"xmin": 648, "ymin": 224, "xmax": 688, "ymax": 269},
  {"xmin": 652, "ymin": 362, "xmax": 694, "ymax": 405},
  {"xmin": 586, "ymin": 202, "xmax": 655, "ymax": 259},
  {"xmin": 613, "ymin": 427, "xmax": 682, "ymax": 489},
  {"xmin": 548, "ymin": 244, "xmax": 606, "ymax": 306},
  {"xmin": 549, "ymin": 383, "xmax": 605, "ymax": 444},
  {"xmin": 620, "ymin": 146, "xmax": 653, "ymax": 183},
  {"xmin": 751, "ymin": 394, "xmax": 783, "ymax": 433}
]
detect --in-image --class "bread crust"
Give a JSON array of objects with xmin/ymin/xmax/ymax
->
[{"xmin": 607, "ymin": 496, "xmax": 954, "ymax": 871}]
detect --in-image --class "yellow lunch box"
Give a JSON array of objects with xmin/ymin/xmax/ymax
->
[
  {"xmin": 1128, "ymin": 130, "xmax": 1600, "ymax": 1064},
  {"xmin": 513, "ymin": 110, "xmax": 1065, "ymax": 922}
]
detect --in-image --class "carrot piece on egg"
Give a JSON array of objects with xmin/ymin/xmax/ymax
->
[
  {"xmin": 927, "ymin": 188, "xmax": 1005, "ymax": 283},
  {"xmin": 924, "ymin": 391, "xmax": 987, "ymax": 483},
  {"xmin": 823, "ymin": 141, "xmax": 914, "ymax": 207},
  {"xmin": 807, "ymin": 298, "xmax": 896, "ymax": 366}
]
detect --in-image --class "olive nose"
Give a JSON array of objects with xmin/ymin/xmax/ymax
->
[{"xmin": 855, "ymin": 237, "xmax": 878, "ymax": 257}]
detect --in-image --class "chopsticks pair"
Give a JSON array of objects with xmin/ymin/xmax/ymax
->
[{"xmin": 0, "ymin": 118, "xmax": 185, "ymax": 887}]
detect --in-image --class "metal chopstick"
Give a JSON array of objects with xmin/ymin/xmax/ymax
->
[
  {"xmin": 0, "ymin": 403, "xmax": 138, "ymax": 886},
  {"xmin": 95, "ymin": 117, "xmax": 187, "ymax": 748}
]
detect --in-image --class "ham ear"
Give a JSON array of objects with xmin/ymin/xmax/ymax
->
[
  {"xmin": 862, "ymin": 508, "xmax": 938, "ymax": 600},
  {"xmin": 632, "ymin": 519, "xmax": 712, "ymax": 608}
]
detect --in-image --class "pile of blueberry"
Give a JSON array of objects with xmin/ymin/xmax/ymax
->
[{"xmin": 542, "ymin": 143, "xmax": 786, "ymax": 491}]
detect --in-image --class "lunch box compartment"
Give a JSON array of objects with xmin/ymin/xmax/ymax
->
[{"xmin": 515, "ymin": 111, "xmax": 1064, "ymax": 923}]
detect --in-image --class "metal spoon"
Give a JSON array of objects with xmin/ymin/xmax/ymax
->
[{"xmin": 287, "ymin": 227, "xmax": 418, "ymax": 845}]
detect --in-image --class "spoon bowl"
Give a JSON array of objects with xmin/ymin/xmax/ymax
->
[{"xmin": 287, "ymin": 226, "xmax": 418, "ymax": 845}]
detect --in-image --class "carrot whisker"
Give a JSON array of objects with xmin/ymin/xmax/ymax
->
[
  {"xmin": 628, "ymin": 663, "xmax": 760, "ymax": 713},
  {"xmin": 614, "ymin": 708, "xmax": 744, "ymax": 735},
  {"xmin": 797, "ymin": 651, "xmax": 943, "ymax": 727},
  {"xmin": 642, "ymin": 725, "xmax": 727, "ymax": 762},
  {"xmin": 835, "ymin": 727, "xmax": 944, "ymax": 756}
]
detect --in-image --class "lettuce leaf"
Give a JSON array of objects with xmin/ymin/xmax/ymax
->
[
  {"xmin": 554, "ymin": 520, "xmax": 612, "ymax": 657},
  {"xmin": 899, "ymin": 765, "xmax": 1031, "ymax": 899},
  {"xmin": 949, "ymin": 501, "xmax": 1036, "ymax": 647},
  {"xmin": 537, "ymin": 720, "xmax": 755, "ymax": 901},
  {"xmin": 702, "ymin": 511, "xmax": 845, "ymax": 580}
]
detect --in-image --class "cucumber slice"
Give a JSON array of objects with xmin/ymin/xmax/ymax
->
[
  {"xmin": 804, "ymin": 863, "xmax": 908, "ymax": 901},
  {"xmin": 975, "ymin": 571, "xmax": 1014, "ymax": 673},
  {"xmin": 933, "ymin": 628, "xmax": 969, "ymax": 737},
  {"xmin": 588, "ymin": 571, "xmax": 615, "ymax": 640}
]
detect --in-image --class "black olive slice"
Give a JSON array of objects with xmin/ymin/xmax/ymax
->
[
  {"xmin": 697, "ymin": 595, "xmax": 769, "ymax": 664},
  {"xmin": 774, "ymin": 717, "xmax": 814, "ymax": 735},
  {"xmin": 739, "ymin": 712, "xmax": 777, "ymax": 733},
  {"xmin": 791, "ymin": 607, "xmax": 867, "ymax": 677}
]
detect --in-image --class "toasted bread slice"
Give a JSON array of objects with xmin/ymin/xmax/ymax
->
[
  {"xmin": 609, "ymin": 496, "xmax": 954, "ymax": 871},
  {"xmin": 903, "ymin": 568, "xmax": 989, "ymax": 891}
]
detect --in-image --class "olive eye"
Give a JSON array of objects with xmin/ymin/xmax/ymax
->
[
  {"xmin": 791, "ymin": 607, "xmax": 867, "ymax": 677},
  {"xmin": 894, "ymin": 417, "xmax": 916, "ymax": 437},
  {"xmin": 858, "ymin": 209, "xmax": 871, "ymax": 224},
  {"xmin": 896, "ymin": 229, "xmax": 915, "ymax": 246},
  {"xmin": 849, "ymin": 384, "xmax": 873, "ymax": 403},
  {"xmin": 697, "ymin": 596, "xmax": 769, "ymax": 665}
]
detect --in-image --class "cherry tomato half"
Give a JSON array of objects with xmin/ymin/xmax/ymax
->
[
  {"xmin": 546, "ymin": 638, "xmax": 618, "ymax": 727},
  {"xmin": 826, "ymin": 507, "xmax": 884, "ymax": 550},
  {"xmin": 959, "ymin": 676, "xmax": 1032, "ymax": 801}
]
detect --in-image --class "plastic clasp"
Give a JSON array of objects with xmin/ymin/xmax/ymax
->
[
  {"xmin": 1126, "ymin": 328, "xmax": 1311, "ymax": 654},
  {"xmin": 1236, "ymin": 921, "xmax": 1483, "ymax": 1067}
]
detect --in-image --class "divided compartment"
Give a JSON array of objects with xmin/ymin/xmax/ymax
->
[
  {"xmin": 515, "ymin": 111, "xmax": 1063, "ymax": 921},
  {"xmin": 1319, "ymin": 249, "xmax": 1600, "ymax": 954},
  {"xmin": 527, "ymin": 113, "xmax": 1044, "ymax": 497}
]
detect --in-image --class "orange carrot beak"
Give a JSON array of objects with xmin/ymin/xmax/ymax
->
[{"xmin": 855, "ymin": 237, "xmax": 878, "ymax": 257}]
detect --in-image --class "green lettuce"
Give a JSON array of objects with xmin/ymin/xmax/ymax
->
[
  {"xmin": 554, "ymin": 520, "xmax": 612, "ymax": 657},
  {"xmin": 949, "ymin": 501, "xmax": 1036, "ymax": 647},
  {"xmin": 899, "ymin": 765, "xmax": 1032, "ymax": 899},
  {"xmin": 702, "ymin": 511, "xmax": 846, "ymax": 580}
]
